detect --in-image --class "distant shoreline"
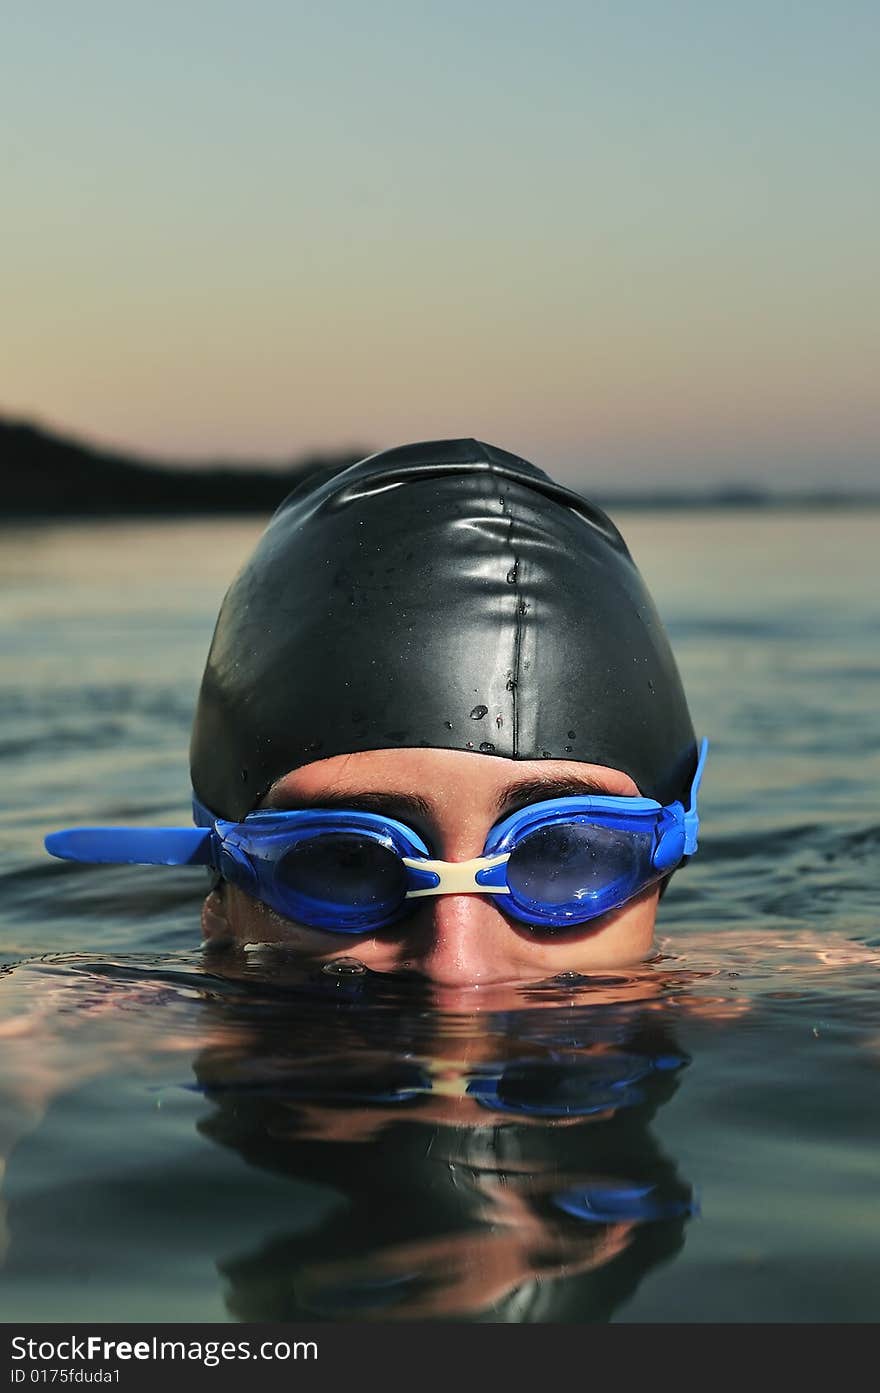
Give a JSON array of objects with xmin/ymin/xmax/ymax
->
[
  {"xmin": 7, "ymin": 498, "xmax": 880, "ymax": 525},
  {"xmin": 3, "ymin": 415, "xmax": 878, "ymax": 517}
]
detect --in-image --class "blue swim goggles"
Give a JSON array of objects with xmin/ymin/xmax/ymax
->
[{"xmin": 45, "ymin": 740, "xmax": 707, "ymax": 934}]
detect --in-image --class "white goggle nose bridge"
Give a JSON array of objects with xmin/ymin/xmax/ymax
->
[{"xmin": 402, "ymin": 852, "xmax": 511, "ymax": 897}]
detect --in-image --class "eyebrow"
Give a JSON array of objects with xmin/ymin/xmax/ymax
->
[{"xmin": 264, "ymin": 773, "xmax": 624, "ymax": 822}]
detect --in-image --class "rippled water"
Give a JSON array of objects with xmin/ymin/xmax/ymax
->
[{"xmin": 1, "ymin": 511, "xmax": 878, "ymax": 1322}]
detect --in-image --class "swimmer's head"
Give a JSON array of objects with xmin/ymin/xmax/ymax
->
[
  {"xmin": 43, "ymin": 442, "xmax": 701, "ymax": 983},
  {"xmin": 192, "ymin": 440, "xmax": 700, "ymax": 984},
  {"xmin": 190, "ymin": 439, "xmax": 696, "ymax": 820}
]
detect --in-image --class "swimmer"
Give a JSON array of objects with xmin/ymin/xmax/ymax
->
[{"xmin": 46, "ymin": 439, "xmax": 707, "ymax": 987}]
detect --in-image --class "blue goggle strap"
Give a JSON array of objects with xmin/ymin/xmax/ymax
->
[
  {"xmin": 45, "ymin": 824, "xmax": 214, "ymax": 866},
  {"xmin": 682, "ymin": 736, "xmax": 708, "ymax": 856},
  {"xmin": 553, "ymin": 1183, "xmax": 699, "ymax": 1224}
]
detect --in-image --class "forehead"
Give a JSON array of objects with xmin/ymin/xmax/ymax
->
[{"xmin": 263, "ymin": 745, "xmax": 641, "ymax": 811}]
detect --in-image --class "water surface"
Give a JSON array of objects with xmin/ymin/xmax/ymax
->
[{"xmin": 1, "ymin": 511, "xmax": 878, "ymax": 1322}]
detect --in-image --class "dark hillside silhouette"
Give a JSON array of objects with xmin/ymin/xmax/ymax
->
[{"xmin": 1, "ymin": 417, "xmax": 363, "ymax": 517}]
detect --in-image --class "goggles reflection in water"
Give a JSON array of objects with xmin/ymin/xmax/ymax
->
[
  {"xmin": 191, "ymin": 1047, "xmax": 688, "ymax": 1115},
  {"xmin": 191, "ymin": 1048, "xmax": 697, "ymax": 1225}
]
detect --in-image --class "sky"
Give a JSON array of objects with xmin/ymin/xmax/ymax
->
[{"xmin": 2, "ymin": 0, "xmax": 878, "ymax": 490}]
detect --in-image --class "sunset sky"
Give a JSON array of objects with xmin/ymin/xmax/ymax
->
[{"xmin": 3, "ymin": 1, "xmax": 878, "ymax": 489}]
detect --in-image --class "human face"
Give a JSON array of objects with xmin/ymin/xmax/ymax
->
[{"xmin": 201, "ymin": 747, "xmax": 661, "ymax": 989}]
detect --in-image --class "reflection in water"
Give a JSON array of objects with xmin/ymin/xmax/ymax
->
[
  {"xmin": 6, "ymin": 933, "xmax": 878, "ymax": 1321},
  {"xmin": 190, "ymin": 951, "xmax": 697, "ymax": 1322}
]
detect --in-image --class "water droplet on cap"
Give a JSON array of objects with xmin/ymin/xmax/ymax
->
[{"xmin": 469, "ymin": 704, "xmax": 488, "ymax": 720}]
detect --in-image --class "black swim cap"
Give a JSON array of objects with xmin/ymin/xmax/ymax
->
[{"xmin": 191, "ymin": 439, "xmax": 696, "ymax": 820}]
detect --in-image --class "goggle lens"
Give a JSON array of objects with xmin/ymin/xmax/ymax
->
[
  {"xmin": 275, "ymin": 832, "xmax": 409, "ymax": 916},
  {"xmin": 505, "ymin": 821, "xmax": 654, "ymax": 912}
]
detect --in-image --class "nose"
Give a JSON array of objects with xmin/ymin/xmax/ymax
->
[{"xmin": 394, "ymin": 891, "xmax": 524, "ymax": 988}]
